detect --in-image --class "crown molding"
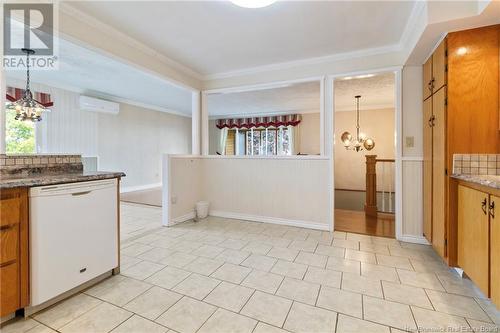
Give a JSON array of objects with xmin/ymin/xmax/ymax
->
[{"xmin": 59, "ymin": 2, "xmax": 204, "ymax": 82}]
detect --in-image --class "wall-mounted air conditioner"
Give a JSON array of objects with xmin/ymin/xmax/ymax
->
[{"xmin": 79, "ymin": 95, "xmax": 120, "ymax": 115}]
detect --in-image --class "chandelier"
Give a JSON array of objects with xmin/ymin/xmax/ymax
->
[
  {"xmin": 6, "ymin": 48, "xmax": 47, "ymax": 122},
  {"xmin": 341, "ymin": 95, "xmax": 375, "ymax": 152}
]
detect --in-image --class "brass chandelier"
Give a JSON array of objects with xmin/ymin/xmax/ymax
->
[
  {"xmin": 341, "ymin": 95, "xmax": 375, "ymax": 152},
  {"xmin": 6, "ymin": 48, "xmax": 48, "ymax": 122}
]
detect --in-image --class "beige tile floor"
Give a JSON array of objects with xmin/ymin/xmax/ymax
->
[{"xmin": 3, "ymin": 203, "xmax": 500, "ymax": 333}]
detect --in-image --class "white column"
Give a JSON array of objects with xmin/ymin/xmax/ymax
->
[
  {"xmin": 325, "ymin": 76, "xmax": 334, "ymax": 232},
  {"xmin": 0, "ymin": 68, "xmax": 6, "ymax": 154},
  {"xmin": 191, "ymin": 91, "xmax": 201, "ymax": 155},
  {"xmin": 201, "ymin": 92, "xmax": 209, "ymax": 155}
]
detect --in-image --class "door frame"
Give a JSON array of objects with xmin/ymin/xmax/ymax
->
[{"xmin": 328, "ymin": 66, "xmax": 403, "ymax": 239}]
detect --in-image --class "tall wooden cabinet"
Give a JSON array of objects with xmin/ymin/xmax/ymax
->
[
  {"xmin": 423, "ymin": 24, "xmax": 500, "ymax": 263},
  {"xmin": 423, "ymin": 39, "xmax": 447, "ymax": 258}
]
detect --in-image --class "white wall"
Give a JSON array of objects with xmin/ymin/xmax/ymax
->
[
  {"xmin": 334, "ymin": 108, "xmax": 395, "ymax": 191},
  {"xmin": 401, "ymin": 66, "xmax": 425, "ymax": 243},
  {"xmin": 165, "ymin": 155, "xmax": 331, "ymax": 230},
  {"xmin": 5, "ymin": 78, "xmax": 192, "ymax": 189},
  {"xmin": 98, "ymin": 103, "xmax": 192, "ymax": 189},
  {"xmin": 298, "ymin": 113, "xmax": 320, "ymax": 155}
]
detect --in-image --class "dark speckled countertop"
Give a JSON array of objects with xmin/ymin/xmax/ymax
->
[
  {"xmin": 451, "ymin": 174, "xmax": 500, "ymax": 190},
  {"xmin": 0, "ymin": 171, "xmax": 125, "ymax": 189}
]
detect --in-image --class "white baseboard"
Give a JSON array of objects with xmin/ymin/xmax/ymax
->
[
  {"xmin": 210, "ymin": 210, "xmax": 330, "ymax": 231},
  {"xmin": 398, "ymin": 234, "xmax": 430, "ymax": 245},
  {"xmin": 121, "ymin": 182, "xmax": 162, "ymax": 193},
  {"xmin": 170, "ymin": 211, "xmax": 195, "ymax": 226}
]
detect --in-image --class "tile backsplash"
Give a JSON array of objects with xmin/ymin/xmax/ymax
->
[
  {"xmin": 453, "ymin": 154, "xmax": 500, "ymax": 175},
  {"xmin": 0, "ymin": 154, "xmax": 83, "ymax": 176}
]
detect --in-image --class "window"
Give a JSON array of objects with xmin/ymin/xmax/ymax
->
[
  {"xmin": 224, "ymin": 127, "xmax": 290, "ymax": 156},
  {"xmin": 5, "ymin": 107, "xmax": 36, "ymax": 154}
]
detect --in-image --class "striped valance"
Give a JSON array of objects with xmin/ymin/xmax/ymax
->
[
  {"xmin": 6, "ymin": 86, "xmax": 53, "ymax": 107},
  {"xmin": 216, "ymin": 114, "xmax": 301, "ymax": 129}
]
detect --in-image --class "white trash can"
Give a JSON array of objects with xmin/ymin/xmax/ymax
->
[{"xmin": 196, "ymin": 201, "xmax": 209, "ymax": 219}]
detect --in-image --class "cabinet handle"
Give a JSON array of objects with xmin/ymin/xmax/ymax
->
[
  {"xmin": 428, "ymin": 115, "xmax": 435, "ymax": 127},
  {"xmin": 490, "ymin": 201, "xmax": 495, "ymax": 219},
  {"xmin": 482, "ymin": 198, "xmax": 488, "ymax": 215}
]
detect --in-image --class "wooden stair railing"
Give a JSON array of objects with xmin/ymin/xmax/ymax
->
[{"xmin": 365, "ymin": 155, "xmax": 396, "ymax": 217}]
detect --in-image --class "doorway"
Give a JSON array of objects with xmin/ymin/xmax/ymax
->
[{"xmin": 333, "ymin": 72, "xmax": 396, "ymax": 238}]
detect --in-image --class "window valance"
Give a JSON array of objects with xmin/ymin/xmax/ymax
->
[
  {"xmin": 216, "ymin": 114, "xmax": 301, "ymax": 129},
  {"xmin": 6, "ymin": 86, "xmax": 53, "ymax": 107}
]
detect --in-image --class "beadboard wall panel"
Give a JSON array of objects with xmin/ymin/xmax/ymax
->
[
  {"xmin": 166, "ymin": 155, "xmax": 331, "ymax": 230},
  {"xmin": 401, "ymin": 159, "xmax": 425, "ymax": 242}
]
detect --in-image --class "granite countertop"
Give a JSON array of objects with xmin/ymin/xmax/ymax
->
[
  {"xmin": 0, "ymin": 171, "xmax": 126, "ymax": 189},
  {"xmin": 451, "ymin": 174, "xmax": 500, "ymax": 190}
]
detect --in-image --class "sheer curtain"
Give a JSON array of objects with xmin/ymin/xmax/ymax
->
[
  {"xmin": 288, "ymin": 124, "xmax": 300, "ymax": 155},
  {"xmin": 218, "ymin": 127, "xmax": 228, "ymax": 155}
]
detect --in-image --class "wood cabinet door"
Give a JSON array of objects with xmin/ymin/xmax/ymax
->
[
  {"xmin": 432, "ymin": 88, "xmax": 447, "ymax": 257},
  {"xmin": 423, "ymin": 56, "xmax": 433, "ymax": 100},
  {"xmin": 423, "ymin": 98, "xmax": 433, "ymax": 242},
  {"xmin": 432, "ymin": 39, "xmax": 447, "ymax": 93},
  {"xmin": 491, "ymin": 195, "xmax": 500, "ymax": 305},
  {"xmin": 457, "ymin": 185, "xmax": 489, "ymax": 296}
]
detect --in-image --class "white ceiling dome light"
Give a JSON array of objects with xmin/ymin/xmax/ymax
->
[{"xmin": 230, "ymin": 0, "xmax": 277, "ymax": 8}]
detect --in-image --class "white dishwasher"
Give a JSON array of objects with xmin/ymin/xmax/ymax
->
[{"xmin": 29, "ymin": 179, "xmax": 118, "ymax": 306}]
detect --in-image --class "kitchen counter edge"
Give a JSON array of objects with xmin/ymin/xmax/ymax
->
[{"xmin": 0, "ymin": 171, "xmax": 126, "ymax": 189}]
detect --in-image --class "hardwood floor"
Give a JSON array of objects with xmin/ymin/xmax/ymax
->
[{"xmin": 334, "ymin": 209, "xmax": 395, "ymax": 238}]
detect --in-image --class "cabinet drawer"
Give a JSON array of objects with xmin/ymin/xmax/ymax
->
[
  {"xmin": 0, "ymin": 197, "xmax": 20, "ymax": 226},
  {"xmin": 0, "ymin": 263, "xmax": 19, "ymax": 317},
  {"xmin": 0, "ymin": 224, "xmax": 19, "ymax": 265}
]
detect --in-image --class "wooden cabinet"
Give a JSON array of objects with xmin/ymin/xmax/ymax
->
[
  {"xmin": 431, "ymin": 88, "xmax": 447, "ymax": 257},
  {"xmin": 423, "ymin": 56, "xmax": 433, "ymax": 100},
  {"xmin": 432, "ymin": 40, "xmax": 447, "ymax": 93},
  {"xmin": 491, "ymin": 195, "xmax": 500, "ymax": 306},
  {"xmin": 422, "ymin": 39, "xmax": 447, "ymax": 257},
  {"xmin": 423, "ymin": 98, "xmax": 433, "ymax": 241},
  {"xmin": 0, "ymin": 187, "xmax": 29, "ymax": 317},
  {"xmin": 457, "ymin": 185, "xmax": 489, "ymax": 295},
  {"xmin": 423, "ymin": 24, "xmax": 500, "ymax": 264}
]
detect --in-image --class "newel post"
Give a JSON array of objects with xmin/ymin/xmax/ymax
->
[{"xmin": 365, "ymin": 155, "xmax": 378, "ymax": 217}]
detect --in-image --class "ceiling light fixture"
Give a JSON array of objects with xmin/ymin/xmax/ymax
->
[
  {"xmin": 230, "ymin": 0, "xmax": 277, "ymax": 8},
  {"xmin": 6, "ymin": 48, "xmax": 48, "ymax": 122},
  {"xmin": 340, "ymin": 95, "xmax": 375, "ymax": 152}
]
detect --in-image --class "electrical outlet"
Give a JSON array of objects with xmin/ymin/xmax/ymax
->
[
  {"xmin": 405, "ymin": 136, "xmax": 414, "ymax": 148},
  {"xmin": 171, "ymin": 196, "xmax": 177, "ymax": 204}
]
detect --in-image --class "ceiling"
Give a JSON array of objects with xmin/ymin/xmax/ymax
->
[
  {"xmin": 207, "ymin": 81, "xmax": 320, "ymax": 118},
  {"xmin": 207, "ymin": 72, "xmax": 394, "ymax": 118},
  {"xmin": 334, "ymin": 73, "xmax": 395, "ymax": 111},
  {"xmin": 69, "ymin": 1, "xmax": 416, "ymax": 77},
  {"xmin": 5, "ymin": 35, "xmax": 193, "ymax": 115}
]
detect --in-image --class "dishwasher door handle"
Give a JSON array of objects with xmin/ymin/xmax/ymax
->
[{"xmin": 71, "ymin": 191, "xmax": 92, "ymax": 196}]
